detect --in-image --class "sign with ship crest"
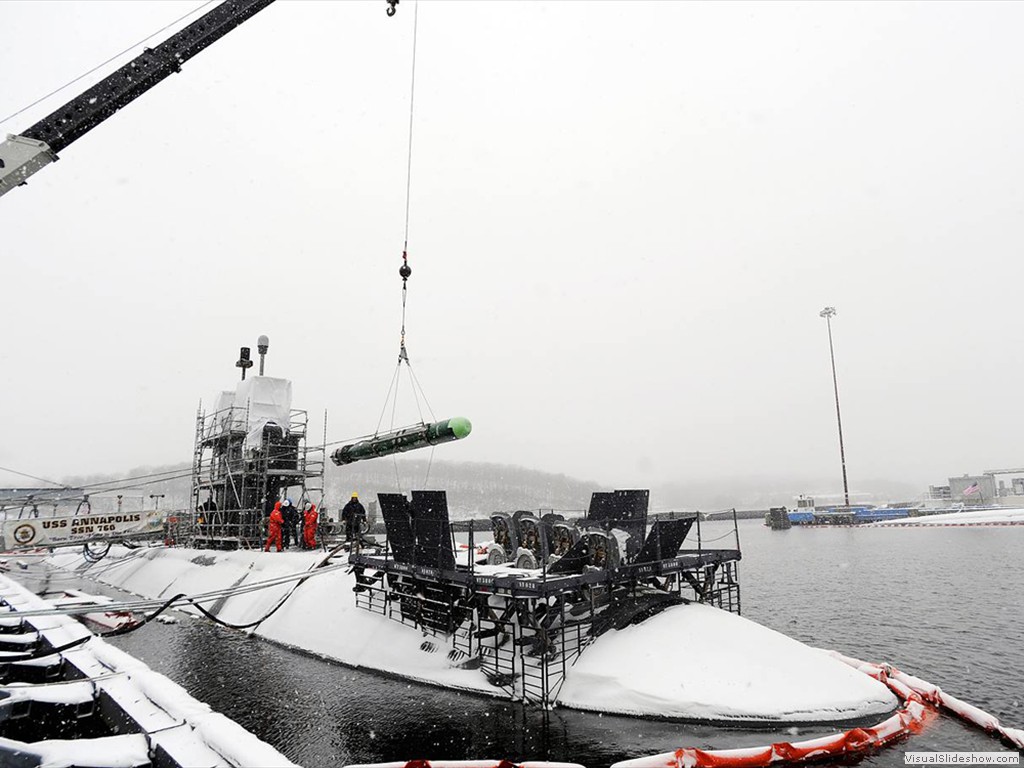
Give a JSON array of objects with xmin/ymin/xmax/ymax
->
[{"xmin": 1, "ymin": 510, "xmax": 165, "ymax": 550}]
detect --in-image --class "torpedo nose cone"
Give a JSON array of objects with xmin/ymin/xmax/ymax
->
[{"xmin": 448, "ymin": 416, "xmax": 472, "ymax": 439}]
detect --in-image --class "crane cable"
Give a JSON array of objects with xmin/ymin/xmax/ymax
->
[
  {"xmin": 397, "ymin": 0, "xmax": 421, "ymax": 375},
  {"xmin": 376, "ymin": 0, "xmax": 438, "ymax": 491}
]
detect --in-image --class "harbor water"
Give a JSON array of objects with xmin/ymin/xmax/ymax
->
[{"xmin": 16, "ymin": 519, "xmax": 1024, "ymax": 767}]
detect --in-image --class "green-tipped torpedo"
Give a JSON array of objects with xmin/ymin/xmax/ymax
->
[{"xmin": 331, "ymin": 417, "xmax": 472, "ymax": 466}]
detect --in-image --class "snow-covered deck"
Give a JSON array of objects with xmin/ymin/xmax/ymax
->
[
  {"xmin": 560, "ymin": 602, "xmax": 894, "ymax": 723},
  {"xmin": 0, "ymin": 574, "xmax": 296, "ymax": 768}
]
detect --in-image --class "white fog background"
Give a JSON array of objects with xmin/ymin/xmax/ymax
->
[{"xmin": 2, "ymin": 1, "xmax": 1023, "ymax": 505}]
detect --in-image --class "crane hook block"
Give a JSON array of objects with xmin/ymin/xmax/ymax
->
[
  {"xmin": 331, "ymin": 417, "xmax": 472, "ymax": 466},
  {"xmin": 386, "ymin": 0, "xmax": 398, "ymax": 16}
]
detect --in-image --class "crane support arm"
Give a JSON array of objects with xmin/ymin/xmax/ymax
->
[
  {"xmin": 0, "ymin": 0, "xmax": 276, "ymax": 198},
  {"xmin": 0, "ymin": 136, "xmax": 58, "ymax": 197}
]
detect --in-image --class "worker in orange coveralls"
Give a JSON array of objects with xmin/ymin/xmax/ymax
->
[
  {"xmin": 264, "ymin": 501, "xmax": 284, "ymax": 552},
  {"xmin": 303, "ymin": 503, "xmax": 319, "ymax": 549}
]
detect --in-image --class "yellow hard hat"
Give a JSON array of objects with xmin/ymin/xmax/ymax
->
[{"xmin": 351, "ymin": 492, "xmax": 358, "ymax": 498}]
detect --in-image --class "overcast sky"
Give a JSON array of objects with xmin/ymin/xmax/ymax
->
[{"xmin": 2, "ymin": 0, "xmax": 1023, "ymax": 497}]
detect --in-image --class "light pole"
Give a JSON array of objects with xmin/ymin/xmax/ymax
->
[{"xmin": 820, "ymin": 307, "xmax": 850, "ymax": 508}]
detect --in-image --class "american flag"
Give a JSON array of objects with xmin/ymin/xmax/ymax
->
[{"xmin": 963, "ymin": 482, "xmax": 981, "ymax": 496}]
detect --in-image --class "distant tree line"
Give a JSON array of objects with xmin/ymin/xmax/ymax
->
[
  {"xmin": 325, "ymin": 459, "xmax": 602, "ymax": 519},
  {"xmin": 58, "ymin": 459, "xmax": 604, "ymax": 518}
]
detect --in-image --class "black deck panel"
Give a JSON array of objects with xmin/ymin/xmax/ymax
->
[
  {"xmin": 411, "ymin": 491, "xmax": 455, "ymax": 571},
  {"xmin": 545, "ymin": 534, "xmax": 592, "ymax": 575},
  {"xmin": 378, "ymin": 493, "xmax": 415, "ymax": 564},
  {"xmin": 585, "ymin": 489, "xmax": 649, "ymax": 560},
  {"xmin": 587, "ymin": 490, "xmax": 649, "ymax": 522},
  {"xmin": 634, "ymin": 517, "xmax": 696, "ymax": 563}
]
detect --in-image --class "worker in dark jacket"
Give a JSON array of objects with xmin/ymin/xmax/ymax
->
[
  {"xmin": 197, "ymin": 497, "xmax": 217, "ymax": 531},
  {"xmin": 281, "ymin": 498, "xmax": 299, "ymax": 548},
  {"xmin": 264, "ymin": 501, "xmax": 284, "ymax": 552},
  {"xmin": 341, "ymin": 493, "xmax": 366, "ymax": 545}
]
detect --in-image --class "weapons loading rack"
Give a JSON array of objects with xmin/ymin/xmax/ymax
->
[{"xmin": 349, "ymin": 490, "xmax": 742, "ymax": 707}]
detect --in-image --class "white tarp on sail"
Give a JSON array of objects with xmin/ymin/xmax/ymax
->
[
  {"xmin": 1, "ymin": 510, "xmax": 165, "ymax": 549},
  {"xmin": 237, "ymin": 376, "xmax": 292, "ymax": 451},
  {"xmin": 206, "ymin": 377, "xmax": 293, "ymax": 447},
  {"xmin": 211, "ymin": 390, "xmax": 241, "ymax": 433},
  {"xmin": 234, "ymin": 376, "xmax": 291, "ymax": 428}
]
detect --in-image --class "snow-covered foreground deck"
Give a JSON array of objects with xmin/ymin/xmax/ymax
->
[
  {"xmin": 46, "ymin": 546, "xmax": 897, "ymax": 725},
  {"xmin": 0, "ymin": 573, "xmax": 296, "ymax": 768},
  {"xmin": 871, "ymin": 508, "xmax": 1024, "ymax": 527}
]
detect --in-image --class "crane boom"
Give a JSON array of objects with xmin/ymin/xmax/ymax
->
[{"xmin": 0, "ymin": 0, "xmax": 276, "ymax": 198}]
